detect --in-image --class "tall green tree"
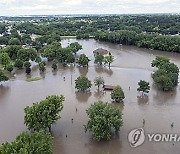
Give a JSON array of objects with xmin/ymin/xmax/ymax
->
[
  {"xmin": 94, "ymin": 53, "xmax": 104, "ymax": 65},
  {"xmin": 24, "ymin": 95, "xmax": 64, "ymax": 131},
  {"xmin": 39, "ymin": 62, "xmax": 46, "ymax": 72},
  {"xmin": 77, "ymin": 54, "xmax": 89, "ymax": 67},
  {"xmin": 0, "ymin": 131, "xmax": 52, "ymax": 154},
  {"xmin": 69, "ymin": 42, "xmax": 82, "ymax": 54},
  {"xmin": 111, "ymin": 85, "xmax": 125, "ymax": 102},
  {"xmin": 75, "ymin": 76, "xmax": 92, "ymax": 92},
  {"xmin": 0, "ymin": 70, "xmax": 9, "ymax": 83},
  {"xmin": 104, "ymin": 53, "xmax": 114, "ymax": 69},
  {"xmin": 0, "ymin": 52, "xmax": 11, "ymax": 68},
  {"xmin": 85, "ymin": 101, "xmax": 123, "ymax": 141},
  {"xmin": 94, "ymin": 76, "xmax": 104, "ymax": 90},
  {"xmin": 137, "ymin": 80, "xmax": 150, "ymax": 94},
  {"xmin": 152, "ymin": 56, "xmax": 179, "ymax": 91}
]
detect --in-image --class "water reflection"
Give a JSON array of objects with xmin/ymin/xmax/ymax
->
[
  {"xmin": 75, "ymin": 92, "xmax": 92, "ymax": 103},
  {"xmin": 93, "ymin": 90, "xmax": 105, "ymax": 99},
  {"xmin": 95, "ymin": 66, "xmax": 113, "ymax": 76},
  {"xmin": 137, "ymin": 95, "xmax": 149, "ymax": 105},
  {"xmin": 78, "ymin": 66, "xmax": 88, "ymax": 76},
  {"xmin": 153, "ymin": 90, "xmax": 177, "ymax": 105}
]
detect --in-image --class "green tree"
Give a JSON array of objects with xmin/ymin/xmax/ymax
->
[
  {"xmin": 24, "ymin": 61, "xmax": 31, "ymax": 74},
  {"xmin": 69, "ymin": 42, "xmax": 82, "ymax": 54},
  {"xmin": 6, "ymin": 64, "xmax": 13, "ymax": 73},
  {"xmin": 151, "ymin": 56, "xmax": 170, "ymax": 68},
  {"xmin": 137, "ymin": 80, "xmax": 150, "ymax": 94},
  {"xmin": 111, "ymin": 85, "xmax": 125, "ymax": 102},
  {"xmin": 0, "ymin": 52, "xmax": 11, "ymax": 68},
  {"xmin": 94, "ymin": 76, "xmax": 104, "ymax": 90},
  {"xmin": 0, "ymin": 131, "xmax": 52, "ymax": 154},
  {"xmin": 24, "ymin": 95, "xmax": 64, "ymax": 131},
  {"xmin": 94, "ymin": 53, "xmax": 104, "ymax": 65},
  {"xmin": 67, "ymin": 53, "xmax": 75, "ymax": 64},
  {"xmin": 152, "ymin": 56, "xmax": 179, "ymax": 91},
  {"xmin": 75, "ymin": 76, "xmax": 92, "ymax": 92},
  {"xmin": 51, "ymin": 60, "xmax": 58, "ymax": 70},
  {"xmin": 0, "ymin": 70, "xmax": 9, "ymax": 83},
  {"xmin": 23, "ymin": 61, "xmax": 31, "ymax": 68},
  {"xmin": 154, "ymin": 75, "xmax": 173, "ymax": 91},
  {"xmin": 14, "ymin": 59, "xmax": 23, "ymax": 69},
  {"xmin": 85, "ymin": 101, "xmax": 123, "ymax": 141},
  {"xmin": 39, "ymin": 62, "xmax": 46, "ymax": 72},
  {"xmin": 77, "ymin": 54, "xmax": 89, "ymax": 67},
  {"xmin": 104, "ymin": 53, "xmax": 114, "ymax": 69},
  {"xmin": 8, "ymin": 38, "xmax": 21, "ymax": 45}
]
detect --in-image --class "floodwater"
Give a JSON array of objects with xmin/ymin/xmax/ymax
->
[{"xmin": 1, "ymin": 39, "xmax": 180, "ymax": 154}]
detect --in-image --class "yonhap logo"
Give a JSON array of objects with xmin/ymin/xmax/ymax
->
[{"xmin": 128, "ymin": 128, "xmax": 145, "ymax": 147}]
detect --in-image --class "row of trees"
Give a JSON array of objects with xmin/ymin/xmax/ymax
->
[
  {"xmin": 0, "ymin": 41, "xmax": 84, "ymax": 74},
  {"xmin": 94, "ymin": 52, "xmax": 114, "ymax": 69},
  {"xmin": 8, "ymin": 15, "xmax": 179, "ymax": 37},
  {"xmin": 75, "ymin": 76, "xmax": 125, "ymax": 102},
  {"xmin": 95, "ymin": 31, "xmax": 180, "ymax": 53},
  {"xmin": 152, "ymin": 56, "xmax": 179, "ymax": 91}
]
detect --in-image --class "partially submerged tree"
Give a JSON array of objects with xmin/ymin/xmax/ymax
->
[
  {"xmin": 51, "ymin": 60, "xmax": 58, "ymax": 70},
  {"xmin": 0, "ymin": 52, "xmax": 11, "ymax": 69},
  {"xmin": 0, "ymin": 70, "xmax": 9, "ymax": 83},
  {"xmin": 75, "ymin": 76, "xmax": 92, "ymax": 92},
  {"xmin": 39, "ymin": 62, "xmax": 46, "ymax": 72},
  {"xmin": 137, "ymin": 80, "xmax": 150, "ymax": 95},
  {"xmin": 14, "ymin": 59, "xmax": 23, "ymax": 69},
  {"xmin": 94, "ymin": 76, "xmax": 104, "ymax": 90},
  {"xmin": 94, "ymin": 53, "xmax": 104, "ymax": 65},
  {"xmin": 0, "ymin": 131, "xmax": 52, "ymax": 154},
  {"xmin": 111, "ymin": 85, "xmax": 125, "ymax": 102},
  {"xmin": 24, "ymin": 95, "xmax": 64, "ymax": 131},
  {"xmin": 104, "ymin": 52, "xmax": 114, "ymax": 69},
  {"xmin": 6, "ymin": 64, "xmax": 13, "ymax": 73},
  {"xmin": 24, "ymin": 61, "xmax": 31, "ymax": 74},
  {"xmin": 77, "ymin": 54, "xmax": 89, "ymax": 67},
  {"xmin": 151, "ymin": 56, "xmax": 170, "ymax": 68},
  {"xmin": 152, "ymin": 56, "xmax": 179, "ymax": 91},
  {"xmin": 69, "ymin": 42, "xmax": 82, "ymax": 54},
  {"xmin": 85, "ymin": 101, "xmax": 123, "ymax": 141}
]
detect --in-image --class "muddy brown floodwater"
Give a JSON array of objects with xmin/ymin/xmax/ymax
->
[{"xmin": 1, "ymin": 39, "xmax": 180, "ymax": 154}]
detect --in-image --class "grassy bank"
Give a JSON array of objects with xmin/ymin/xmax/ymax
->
[
  {"xmin": 26, "ymin": 77, "xmax": 42, "ymax": 82},
  {"xmin": 61, "ymin": 36, "xmax": 76, "ymax": 39}
]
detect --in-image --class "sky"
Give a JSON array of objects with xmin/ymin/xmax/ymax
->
[{"xmin": 0, "ymin": 0, "xmax": 179, "ymax": 16}]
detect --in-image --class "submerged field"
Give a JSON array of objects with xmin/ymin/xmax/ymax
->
[{"xmin": 0, "ymin": 39, "xmax": 180, "ymax": 154}]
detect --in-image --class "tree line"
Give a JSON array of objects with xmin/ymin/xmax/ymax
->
[{"xmin": 94, "ymin": 31, "xmax": 180, "ymax": 52}]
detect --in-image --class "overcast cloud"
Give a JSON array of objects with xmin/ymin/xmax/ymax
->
[{"xmin": 0, "ymin": 0, "xmax": 179, "ymax": 15}]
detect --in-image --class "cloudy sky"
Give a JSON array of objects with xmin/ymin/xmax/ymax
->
[{"xmin": 0, "ymin": 0, "xmax": 179, "ymax": 16}]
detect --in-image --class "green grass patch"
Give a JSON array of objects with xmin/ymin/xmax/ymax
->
[
  {"xmin": 26, "ymin": 77, "xmax": 42, "ymax": 82},
  {"xmin": 61, "ymin": 36, "xmax": 76, "ymax": 39}
]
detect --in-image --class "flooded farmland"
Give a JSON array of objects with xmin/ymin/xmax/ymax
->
[{"xmin": 1, "ymin": 39, "xmax": 180, "ymax": 154}]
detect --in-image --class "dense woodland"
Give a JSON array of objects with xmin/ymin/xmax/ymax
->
[{"xmin": 0, "ymin": 14, "xmax": 179, "ymax": 52}]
